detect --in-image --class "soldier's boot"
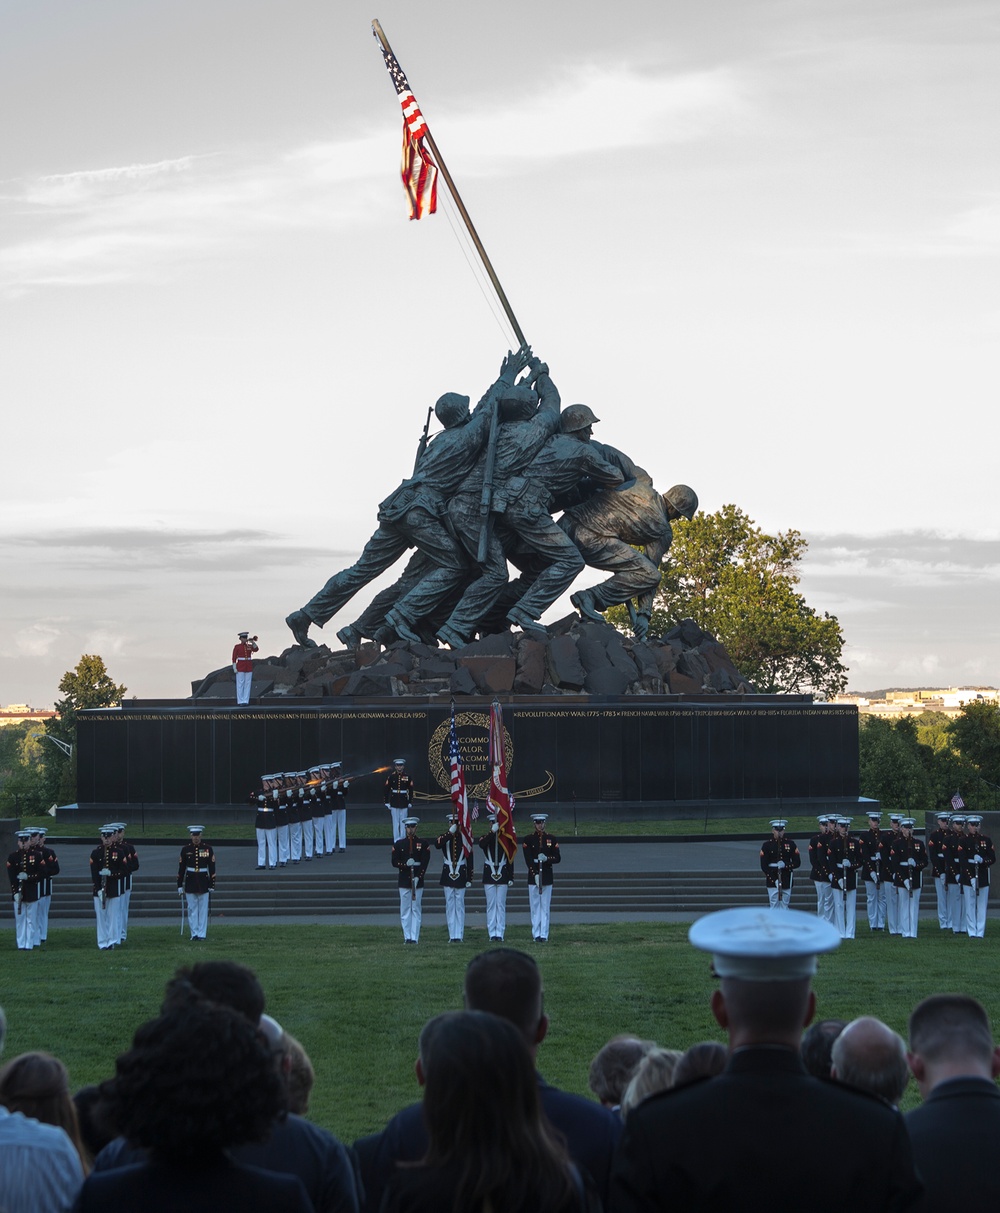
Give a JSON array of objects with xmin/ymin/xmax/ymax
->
[
  {"xmin": 336, "ymin": 623, "xmax": 363, "ymax": 650},
  {"xmin": 286, "ymin": 610, "xmax": 318, "ymax": 648},
  {"xmin": 373, "ymin": 626, "xmax": 395, "ymax": 646},
  {"xmin": 384, "ymin": 609, "xmax": 422, "ymax": 645},
  {"xmin": 570, "ymin": 588, "xmax": 605, "ymax": 624},
  {"xmin": 435, "ymin": 623, "xmax": 469, "ymax": 650},
  {"xmin": 506, "ymin": 607, "xmax": 548, "ymax": 642}
]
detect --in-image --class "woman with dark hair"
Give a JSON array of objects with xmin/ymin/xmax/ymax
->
[
  {"xmin": 381, "ymin": 1010, "xmax": 598, "ymax": 1213},
  {"xmin": 73, "ymin": 1001, "xmax": 311, "ymax": 1212},
  {"xmin": 0, "ymin": 1051, "xmax": 90, "ymax": 1172}
]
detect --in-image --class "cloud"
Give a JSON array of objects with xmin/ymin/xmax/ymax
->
[
  {"xmin": 9, "ymin": 622, "xmax": 64, "ymax": 659},
  {"xmin": 0, "ymin": 62, "xmax": 748, "ymax": 294},
  {"xmin": 803, "ymin": 530, "xmax": 1000, "ymax": 589}
]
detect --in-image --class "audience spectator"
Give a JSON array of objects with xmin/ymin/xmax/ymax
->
[
  {"xmin": 94, "ymin": 960, "xmax": 361, "ymax": 1213},
  {"xmin": 381, "ymin": 1010, "xmax": 599, "ymax": 1212},
  {"xmin": 76, "ymin": 1001, "xmax": 312, "ymax": 1212},
  {"xmin": 588, "ymin": 1035, "xmax": 656, "ymax": 1110},
  {"xmin": 0, "ymin": 1051, "xmax": 91, "ymax": 1172},
  {"xmin": 0, "ymin": 1004, "xmax": 86, "ymax": 1213},
  {"xmin": 905, "ymin": 993, "xmax": 1000, "ymax": 1204},
  {"xmin": 830, "ymin": 1016, "xmax": 909, "ymax": 1106},
  {"xmin": 800, "ymin": 1018, "xmax": 847, "ymax": 1079},
  {"xmin": 283, "ymin": 1030, "xmax": 316, "ymax": 1117},
  {"xmin": 610, "ymin": 908, "xmax": 922, "ymax": 1213},
  {"xmin": 671, "ymin": 1041, "xmax": 728, "ymax": 1089},
  {"xmin": 619, "ymin": 1049, "xmax": 684, "ymax": 1118},
  {"xmin": 355, "ymin": 948, "xmax": 622, "ymax": 1213},
  {"xmin": 72, "ymin": 1085, "xmax": 117, "ymax": 1163}
]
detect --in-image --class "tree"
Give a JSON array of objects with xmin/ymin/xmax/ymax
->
[
  {"xmin": 44, "ymin": 655, "xmax": 127, "ymax": 804},
  {"xmin": 858, "ymin": 716, "xmax": 934, "ymax": 815},
  {"xmin": 946, "ymin": 700, "xmax": 1000, "ymax": 799},
  {"xmin": 611, "ymin": 504, "xmax": 847, "ymax": 697}
]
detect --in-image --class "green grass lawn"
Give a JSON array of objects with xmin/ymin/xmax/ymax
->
[{"xmin": 2, "ymin": 922, "xmax": 996, "ymax": 1143}]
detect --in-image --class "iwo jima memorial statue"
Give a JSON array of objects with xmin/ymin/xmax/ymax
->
[{"xmin": 75, "ymin": 22, "xmax": 859, "ymax": 824}]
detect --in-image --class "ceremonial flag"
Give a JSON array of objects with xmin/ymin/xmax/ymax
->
[
  {"xmin": 375, "ymin": 37, "xmax": 438, "ymax": 220},
  {"xmin": 488, "ymin": 698, "xmax": 517, "ymax": 862},
  {"xmin": 449, "ymin": 702, "xmax": 472, "ymax": 858},
  {"xmin": 951, "ymin": 791, "xmax": 966, "ymax": 811}
]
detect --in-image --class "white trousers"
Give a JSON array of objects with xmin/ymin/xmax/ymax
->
[
  {"xmin": 331, "ymin": 810, "xmax": 347, "ymax": 849},
  {"xmin": 235, "ymin": 670, "xmax": 253, "ymax": 704},
  {"xmin": 886, "ymin": 877, "xmax": 900, "ymax": 934},
  {"xmin": 186, "ymin": 892, "xmax": 209, "ymax": 939},
  {"xmin": 14, "ymin": 900, "xmax": 38, "ymax": 950},
  {"xmin": 301, "ymin": 817, "xmax": 314, "ymax": 859},
  {"xmin": 120, "ymin": 888, "xmax": 131, "ymax": 941},
  {"xmin": 290, "ymin": 820, "xmax": 303, "ymax": 861},
  {"xmin": 935, "ymin": 873, "xmax": 950, "ymax": 928},
  {"xmin": 528, "ymin": 884, "xmax": 553, "ymax": 940},
  {"xmin": 443, "ymin": 887, "xmax": 467, "ymax": 940},
  {"xmin": 947, "ymin": 885, "xmax": 966, "ymax": 933},
  {"xmin": 256, "ymin": 827, "xmax": 278, "ymax": 867},
  {"xmin": 966, "ymin": 884, "xmax": 989, "ymax": 937},
  {"xmin": 484, "ymin": 883, "xmax": 509, "ymax": 939},
  {"xmin": 37, "ymin": 894, "xmax": 51, "ymax": 942},
  {"xmin": 832, "ymin": 886, "xmax": 857, "ymax": 939},
  {"xmin": 313, "ymin": 815, "xmax": 326, "ymax": 854},
  {"xmin": 94, "ymin": 895, "xmax": 121, "ymax": 949},
  {"xmin": 895, "ymin": 885, "xmax": 921, "ymax": 937},
  {"xmin": 865, "ymin": 879, "xmax": 887, "ymax": 929},
  {"xmin": 813, "ymin": 880, "xmax": 834, "ymax": 922},
  {"xmin": 767, "ymin": 883, "xmax": 791, "ymax": 909},
  {"xmin": 399, "ymin": 887, "xmax": 423, "ymax": 942},
  {"xmin": 390, "ymin": 807, "xmax": 408, "ymax": 842},
  {"xmin": 277, "ymin": 824, "xmax": 290, "ymax": 864}
]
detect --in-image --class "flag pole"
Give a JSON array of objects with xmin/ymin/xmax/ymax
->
[{"xmin": 372, "ymin": 19, "xmax": 527, "ymax": 349}]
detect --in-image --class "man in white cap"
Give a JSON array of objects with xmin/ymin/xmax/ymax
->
[
  {"xmin": 89, "ymin": 825, "xmax": 125, "ymax": 951},
  {"xmin": 384, "ymin": 759, "xmax": 414, "ymax": 843},
  {"xmin": 328, "ymin": 762, "xmax": 349, "ymax": 853},
  {"xmin": 860, "ymin": 810, "xmax": 889, "ymax": 932},
  {"xmin": 888, "ymin": 819, "xmax": 928, "ymax": 938},
  {"xmin": 253, "ymin": 775, "xmax": 280, "ymax": 869},
  {"xmin": 759, "ymin": 819, "xmax": 800, "ymax": 909},
  {"xmin": 885, "ymin": 813, "xmax": 904, "ymax": 934},
  {"xmin": 6, "ymin": 830, "xmax": 41, "ymax": 950},
  {"xmin": 522, "ymin": 813, "xmax": 560, "ymax": 942},
  {"xmin": 807, "ymin": 816, "xmax": 835, "ymax": 922},
  {"xmin": 609, "ymin": 907, "xmax": 922, "ymax": 1212},
  {"xmin": 391, "ymin": 818, "xmax": 431, "ymax": 944},
  {"xmin": 232, "ymin": 631, "xmax": 259, "ymax": 705},
  {"xmin": 959, "ymin": 814, "xmax": 995, "ymax": 937},
  {"xmin": 30, "ymin": 827, "xmax": 59, "ymax": 945},
  {"xmin": 177, "ymin": 826, "xmax": 216, "ymax": 941},
  {"xmin": 825, "ymin": 817, "xmax": 863, "ymax": 939},
  {"xmin": 478, "ymin": 809, "xmax": 515, "ymax": 941},
  {"xmin": 114, "ymin": 823, "xmax": 139, "ymax": 944},
  {"xmin": 945, "ymin": 814, "xmax": 967, "ymax": 933},
  {"xmin": 435, "ymin": 813, "xmax": 472, "ymax": 943},
  {"xmin": 927, "ymin": 811, "xmax": 953, "ymax": 929}
]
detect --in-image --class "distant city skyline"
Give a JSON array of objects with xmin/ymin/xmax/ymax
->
[{"xmin": 2, "ymin": 0, "xmax": 997, "ymax": 706}]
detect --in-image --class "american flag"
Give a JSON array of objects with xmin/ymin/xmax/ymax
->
[
  {"xmin": 375, "ymin": 37, "xmax": 438, "ymax": 221},
  {"xmin": 449, "ymin": 703, "xmax": 472, "ymax": 858},
  {"xmin": 951, "ymin": 791, "xmax": 966, "ymax": 811},
  {"xmin": 488, "ymin": 698, "xmax": 517, "ymax": 862}
]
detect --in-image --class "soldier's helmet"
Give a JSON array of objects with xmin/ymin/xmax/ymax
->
[
  {"xmin": 663, "ymin": 484, "xmax": 699, "ymax": 520},
  {"xmin": 560, "ymin": 403, "xmax": 600, "ymax": 433},
  {"xmin": 498, "ymin": 384, "xmax": 538, "ymax": 421},
  {"xmin": 434, "ymin": 392, "xmax": 471, "ymax": 428}
]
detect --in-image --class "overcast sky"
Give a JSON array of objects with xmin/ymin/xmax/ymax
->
[{"xmin": 2, "ymin": 0, "xmax": 998, "ymax": 706}]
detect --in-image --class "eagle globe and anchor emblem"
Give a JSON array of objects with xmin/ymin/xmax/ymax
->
[{"xmin": 422, "ymin": 710, "xmax": 554, "ymax": 801}]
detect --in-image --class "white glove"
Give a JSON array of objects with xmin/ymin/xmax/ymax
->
[
  {"xmin": 406, "ymin": 858, "xmax": 418, "ymax": 868},
  {"xmin": 331, "ymin": 780, "xmax": 339, "ymax": 790},
  {"xmin": 99, "ymin": 868, "xmax": 112, "ymax": 878},
  {"xmin": 232, "ymin": 663, "xmax": 238, "ymax": 674},
  {"xmin": 906, "ymin": 858, "xmax": 916, "ymax": 867},
  {"xmin": 491, "ymin": 822, "xmax": 499, "ymax": 834},
  {"xmin": 768, "ymin": 863, "xmax": 778, "ymax": 869},
  {"xmin": 777, "ymin": 861, "xmax": 786, "ymax": 870},
  {"xmin": 449, "ymin": 824, "xmax": 458, "ymax": 835},
  {"xmin": 384, "ymin": 804, "xmax": 391, "ymax": 810},
  {"xmin": 840, "ymin": 859, "xmax": 850, "ymax": 868},
  {"xmin": 343, "ymin": 780, "xmax": 350, "ymax": 789},
  {"xmin": 538, "ymin": 853, "xmax": 547, "ymax": 864},
  {"xmin": 177, "ymin": 887, "xmax": 184, "ymax": 897},
  {"xmin": 17, "ymin": 872, "xmax": 28, "ymax": 882},
  {"xmin": 972, "ymin": 855, "xmax": 983, "ymax": 864},
  {"xmin": 937, "ymin": 853, "xmax": 944, "ymax": 859},
  {"xmin": 466, "ymin": 881, "xmax": 472, "ymax": 888}
]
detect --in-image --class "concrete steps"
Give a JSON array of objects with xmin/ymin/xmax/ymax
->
[{"xmin": 46, "ymin": 873, "xmax": 983, "ymax": 919}]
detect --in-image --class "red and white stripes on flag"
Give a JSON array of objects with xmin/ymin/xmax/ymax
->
[
  {"xmin": 449, "ymin": 704, "xmax": 473, "ymax": 858},
  {"xmin": 951, "ymin": 791, "xmax": 966, "ymax": 811},
  {"xmin": 488, "ymin": 699, "xmax": 517, "ymax": 862},
  {"xmin": 376, "ymin": 39, "xmax": 438, "ymax": 220}
]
